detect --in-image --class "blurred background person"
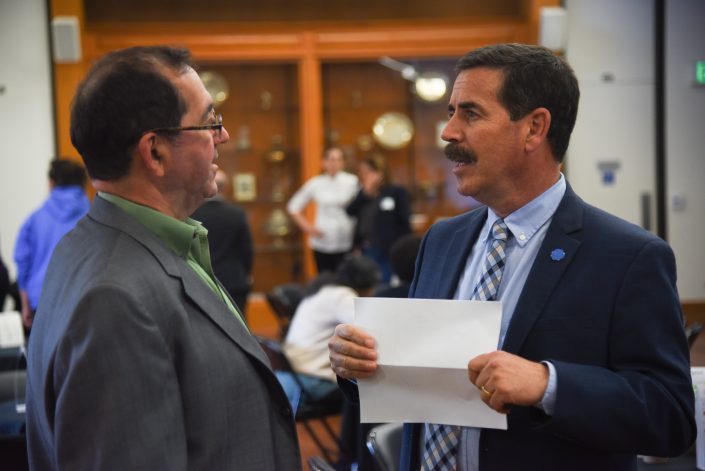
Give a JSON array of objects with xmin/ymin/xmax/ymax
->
[
  {"xmin": 287, "ymin": 146, "xmax": 358, "ymax": 274},
  {"xmin": 346, "ymin": 153, "xmax": 411, "ymax": 283},
  {"xmin": 375, "ymin": 233, "xmax": 422, "ymax": 298},
  {"xmin": 14, "ymin": 158, "xmax": 89, "ymax": 330},
  {"xmin": 0, "ymin": 240, "xmax": 9, "ymax": 309},
  {"xmin": 277, "ymin": 255, "xmax": 381, "ymax": 412},
  {"xmin": 192, "ymin": 169, "xmax": 254, "ymax": 320},
  {"xmin": 341, "ymin": 233, "xmax": 421, "ymax": 471}
]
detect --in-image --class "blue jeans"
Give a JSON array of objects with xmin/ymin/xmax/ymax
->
[
  {"xmin": 274, "ymin": 371, "xmax": 338, "ymax": 415},
  {"xmin": 362, "ymin": 246, "xmax": 392, "ymax": 284}
]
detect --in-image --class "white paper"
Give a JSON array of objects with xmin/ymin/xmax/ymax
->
[
  {"xmin": 0, "ymin": 311, "xmax": 24, "ymax": 348},
  {"xmin": 354, "ymin": 297, "xmax": 507, "ymax": 430},
  {"xmin": 692, "ymin": 367, "xmax": 705, "ymax": 470}
]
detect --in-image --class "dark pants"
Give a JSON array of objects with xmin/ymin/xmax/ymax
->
[
  {"xmin": 339, "ymin": 399, "xmax": 379, "ymax": 471},
  {"xmin": 313, "ymin": 250, "xmax": 348, "ymax": 274},
  {"xmin": 362, "ymin": 246, "xmax": 393, "ymax": 284}
]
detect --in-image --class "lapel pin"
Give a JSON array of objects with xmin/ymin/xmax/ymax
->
[{"xmin": 550, "ymin": 248, "xmax": 566, "ymax": 261}]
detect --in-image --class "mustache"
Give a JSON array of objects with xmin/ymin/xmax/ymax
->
[{"xmin": 444, "ymin": 142, "xmax": 476, "ymax": 164}]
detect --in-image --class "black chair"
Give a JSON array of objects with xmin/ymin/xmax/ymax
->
[
  {"xmin": 0, "ymin": 346, "xmax": 27, "ymax": 471},
  {"xmin": 307, "ymin": 455, "xmax": 336, "ymax": 471},
  {"xmin": 265, "ymin": 283, "xmax": 305, "ymax": 340},
  {"xmin": 256, "ymin": 336, "xmax": 343, "ymax": 464},
  {"xmin": 366, "ymin": 423, "xmax": 403, "ymax": 471},
  {"xmin": 686, "ymin": 322, "xmax": 704, "ymax": 349}
]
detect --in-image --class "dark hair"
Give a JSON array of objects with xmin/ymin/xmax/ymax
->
[
  {"xmin": 70, "ymin": 46, "xmax": 194, "ymax": 180},
  {"xmin": 389, "ymin": 234, "xmax": 422, "ymax": 283},
  {"xmin": 361, "ymin": 153, "xmax": 392, "ymax": 184},
  {"xmin": 323, "ymin": 146, "xmax": 344, "ymax": 160},
  {"xmin": 49, "ymin": 159, "xmax": 86, "ymax": 187},
  {"xmin": 334, "ymin": 255, "xmax": 381, "ymax": 294},
  {"xmin": 456, "ymin": 43, "xmax": 579, "ymax": 162}
]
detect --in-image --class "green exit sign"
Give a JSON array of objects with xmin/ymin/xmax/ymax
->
[{"xmin": 697, "ymin": 61, "xmax": 705, "ymax": 85}]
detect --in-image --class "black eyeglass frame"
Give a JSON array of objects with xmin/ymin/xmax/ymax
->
[{"xmin": 148, "ymin": 113, "xmax": 223, "ymax": 135}]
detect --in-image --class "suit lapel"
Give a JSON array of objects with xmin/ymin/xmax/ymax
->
[
  {"xmin": 89, "ymin": 196, "xmax": 271, "ymax": 368},
  {"xmin": 177, "ymin": 264, "xmax": 270, "ymax": 365},
  {"xmin": 502, "ymin": 187, "xmax": 584, "ymax": 354},
  {"xmin": 437, "ymin": 210, "xmax": 486, "ymax": 299}
]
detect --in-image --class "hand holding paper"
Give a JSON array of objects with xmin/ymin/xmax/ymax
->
[
  {"xmin": 469, "ymin": 350, "xmax": 550, "ymax": 414},
  {"xmin": 353, "ymin": 297, "xmax": 507, "ymax": 430},
  {"xmin": 329, "ymin": 323, "xmax": 378, "ymax": 380}
]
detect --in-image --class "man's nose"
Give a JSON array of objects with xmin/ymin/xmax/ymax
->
[
  {"xmin": 440, "ymin": 118, "xmax": 458, "ymax": 143},
  {"xmin": 218, "ymin": 125, "xmax": 230, "ymax": 143}
]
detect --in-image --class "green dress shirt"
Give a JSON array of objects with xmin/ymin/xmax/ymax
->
[{"xmin": 98, "ymin": 192, "xmax": 247, "ymax": 328}]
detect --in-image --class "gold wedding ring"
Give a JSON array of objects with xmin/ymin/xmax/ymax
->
[{"xmin": 480, "ymin": 385, "xmax": 493, "ymax": 397}]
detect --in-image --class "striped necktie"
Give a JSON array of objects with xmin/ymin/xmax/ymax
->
[{"xmin": 421, "ymin": 219, "xmax": 510, "ymax": 470}]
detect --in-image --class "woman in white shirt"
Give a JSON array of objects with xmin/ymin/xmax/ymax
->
[
  {"xmin": 287, "ymin": 147, "xmax": 359, "ymax": 273},
  {"xmin": 279, "ymin": 255, "xmax": 381, "ymax": 412}
]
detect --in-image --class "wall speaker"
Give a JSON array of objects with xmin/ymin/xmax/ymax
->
[
  {"xmin": 51, "ymin": 16, "xmax": 82, "ymax": 63},
  {"xmin": 539, "ymin": 7, "xmax": 567, "ymax": 52}
]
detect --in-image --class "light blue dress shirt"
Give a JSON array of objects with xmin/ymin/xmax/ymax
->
[{"xmin": 450, "ymin": 175, "xmax": 566, "ymax": 471}]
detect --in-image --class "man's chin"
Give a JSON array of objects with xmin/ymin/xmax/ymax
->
[
  {"xmin": 456, "ymin": 186, "xmax": 475, "ymax": 197},
  {"xmin": 454, "ymin": 176, "xmax": 477, "ymax": 198},
  {"xmin": 203, "ymin": 185, "xmax": 218, "ymax": 200}
]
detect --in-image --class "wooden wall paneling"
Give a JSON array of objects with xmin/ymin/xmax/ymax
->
[
  {"xmin": 313, "ymin": 21, "xmax": 530, "ymax": 60},
  {"xmin": 85, "ymin": 28, "xmax": 307, "ymax": 62},
  {"xmin": 684, "ymin": 302, "xmax": 705, "ymax": 326},
  {"xmin": 84, "ymin": 0, "xmax": 524, "ymax": 23},
  {"xmin": 323, "ymin": 62, "xmax": 412, "ymax": 182},
  {"xmin": 297, "ymin": 33, "xmax": 323, "ymax": 280},
  {"xmin": 196, "ymin": 62, "xmax": 303, "ymax": 292},
  {"xmin": 52, "ymin": 3, "xmax": 552, "ymax": 285},
  {"xmin": 51, "ymin": 0, "xmax": 88, "ymax": 164},
  {"xmin": 82, "ymin": 18, "xmax": 532, "ymax": 61}
]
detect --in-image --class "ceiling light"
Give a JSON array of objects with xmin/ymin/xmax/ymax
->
[
  {"xmin": 379, "ymin": 57, "xmax": 448, "ymax": 102},
  {"xmin": 414, "ymin": 73, "xmax": 447, "ymax": 102}
]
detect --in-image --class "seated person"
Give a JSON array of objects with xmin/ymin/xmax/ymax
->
[
  {"xmin": 0, "ymin": 246, "xmax": 9, "ymax": 309},
  {"xmin": 277, "ymin": 255, "xmax": 381, "ymax": 412},
  {"xmin": 340, "ymin": 233, "xmax": 422, "ymax": 470}
]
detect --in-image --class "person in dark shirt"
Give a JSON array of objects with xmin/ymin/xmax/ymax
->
[
  {"xmin": 192, "ymin": 169, "xmax": 254, "ymax": 319},
  {"xmin": 346, "ymin": 154, "xmax": 411, "ymax": 283},
  {"xmin": 375, "ymin": 233, "xmax": 422, "ymax": 299}
]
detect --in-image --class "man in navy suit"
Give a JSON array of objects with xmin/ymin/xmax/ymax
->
[{"xmin": 328, "ymin": 43, "xmax": 695, "ymax": 470}]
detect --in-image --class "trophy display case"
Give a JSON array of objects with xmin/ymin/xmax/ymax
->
[
  {"xmin": 321, "ymin": 59, "xmax": 480, "ymax": 233},
  {"xmin": 196, "ymin": 62, "xmax": 303, "ymax": 292},
  {"xmin": 55, "ymin": 0, "xmax": 553, "ymax": 285}
]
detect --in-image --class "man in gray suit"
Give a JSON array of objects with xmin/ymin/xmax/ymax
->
[{"xmin": 26, "ymin": 46, "xmax": 301, "ymax": 470}]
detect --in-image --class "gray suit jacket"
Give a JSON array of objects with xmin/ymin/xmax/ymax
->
[{"xmin": 26, "ymin": 196, "xmax": 301, "ymax": 470}]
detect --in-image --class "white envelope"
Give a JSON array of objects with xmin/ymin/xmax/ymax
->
[{"xmin": 354, "ymin": 297, "xmax": 507, "ymax": 430}]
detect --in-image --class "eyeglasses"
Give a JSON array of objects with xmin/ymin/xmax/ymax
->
[{"xmin": 149, "ymin": 113, "xmax": 224, "ymax": 139}]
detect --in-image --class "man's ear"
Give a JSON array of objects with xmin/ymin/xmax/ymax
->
[
  {"xmin": 135, "ymin": 132, "xmax": 167, "ymax": 177},
  {"xmin": 524, "ymin": 107, "xmax": 551, "ymax": 153}
]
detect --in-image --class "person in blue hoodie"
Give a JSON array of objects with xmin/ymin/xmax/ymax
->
[{"xmin": 14, "ymin": 159, "xmax": 89, "ymax": 330}]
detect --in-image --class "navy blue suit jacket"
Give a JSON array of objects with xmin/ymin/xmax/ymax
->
[{"xmin": 397, "ymin": 185, "xmax": 695, "ymax": 470}]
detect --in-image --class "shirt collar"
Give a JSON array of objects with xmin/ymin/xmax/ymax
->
[
  {"xmin": 482, "ymin": 173, "xmax": 566, "ymax": 247},
  {"xmin": 98, "ymin": 192, "xmax": 205, "ymax": 258}
]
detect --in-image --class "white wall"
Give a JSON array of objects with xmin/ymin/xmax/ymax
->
[
  {"xmin": 665, "ymin": 0, "xmax": 705, "ymax": 301},
  {"xmin": 565, "ymin": 0, "xmax": 656, "ymax": 230},
  {"xmin": 564, "ymin": 0, "xmax": 705, "ymax": 301},
  {"xmin": 0, "ymin": 0, "xmax": 55, "ymax": 281}
]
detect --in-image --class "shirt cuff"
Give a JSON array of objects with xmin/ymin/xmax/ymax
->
[{"xmin": 537, "ymin": 361, "xmax": 557, "ymax": 416}]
